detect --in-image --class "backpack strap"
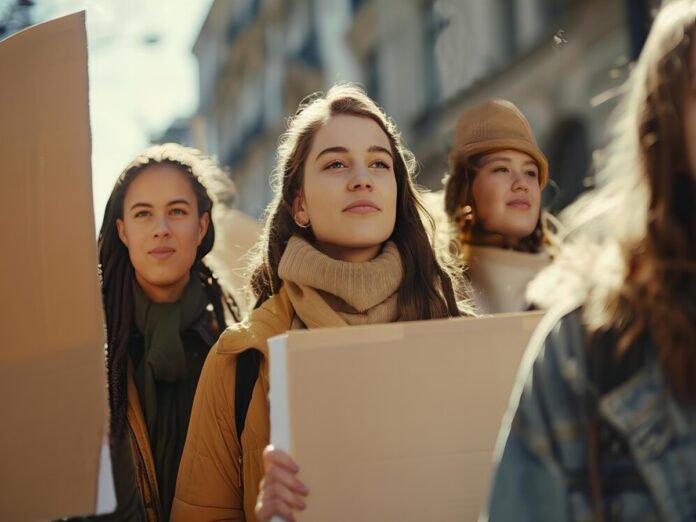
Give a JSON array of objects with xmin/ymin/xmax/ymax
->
[{"xmin": 235, "ymin": 348, "xmax": 262, "ymax": 443}]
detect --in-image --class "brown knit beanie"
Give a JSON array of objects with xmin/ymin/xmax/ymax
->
[{"xmin": 444, "ymin": 100, "xmax": 548, "ymax": 218}]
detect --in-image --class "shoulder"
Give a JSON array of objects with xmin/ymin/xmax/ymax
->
[
  {"xmin": 508, "ymin": 302, "xmax": 593, "ymax": 432},
  {"xmin": 215, "ymin": 287, "xmax": 294, "ymax": 357}
]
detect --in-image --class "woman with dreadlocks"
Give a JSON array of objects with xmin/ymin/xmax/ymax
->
[
  {"xmin": 97, "ymin": 143, "xmax": 239, "ymax": 521},
  {"xmin": 484, "ymin": 1, "xmax": 696, "ymax": 520}
]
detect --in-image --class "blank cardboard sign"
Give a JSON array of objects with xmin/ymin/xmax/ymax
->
[
  {"xmin": 269, "ymin": 312, "xmax": 542, "ymax": 522},
  {"xmin": 0, "ymin": 12, "xmax": 113, "ymax": 521}
]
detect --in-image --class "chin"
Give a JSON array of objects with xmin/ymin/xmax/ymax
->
[
  {"xmin": 348, "ymin": 234, "xmax": 391, "ymax": 247},
  {"xmin": 145, "ymin": 272, "xmax": 188, "ymax": 287},
  {"xmin": 503, "ymin": 224, "xmax": 536, "ymax": 238}
]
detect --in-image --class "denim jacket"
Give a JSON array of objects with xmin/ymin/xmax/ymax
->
[{"xmin": 483, "ymin": 305, "xmax": 696, "ymax": 522}]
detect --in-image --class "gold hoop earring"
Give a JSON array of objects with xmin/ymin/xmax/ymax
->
[
  {"xmin": 294, "ymin": 213, "xmax": 310, "ymax": 229},
  {"xmin": 458, "ymin": 204, "xmax": 474, "ymax": 223},
  {"xmin": 455, "ymin": 204, "xmax": 475, "ymax": 247}
]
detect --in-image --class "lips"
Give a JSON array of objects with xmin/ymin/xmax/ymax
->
[
  {"xmin": 343, "ymin": 200, "xmax": 380, "ymax": 213},
  {"xmin": 149, "ymin": 246, "xmax": 175, "ymax": 259},
  {"xmin": 507, "ymin": 199, "xmax": 531, "ymax": 209}
]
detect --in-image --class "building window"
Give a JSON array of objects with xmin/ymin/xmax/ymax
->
[
  {"xmin": 351, "ymin": 0, "xmax": 367, "ymax": 14},
  {"xmin": 364, "ymin": 48, "xmax": 380, "ymax": 104},
  {"xmin": 544, "ymin": 117, "xmax": 590, "ymax": 212},
  {"xmin": 422, "ymin": 1, "xmax": 446, "ymax": 108}
]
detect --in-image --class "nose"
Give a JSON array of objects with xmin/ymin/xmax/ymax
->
[
  {"xmin": 153, "ymin": 214, "xmax": 171, "ymax": 238},
  {"xmin": 348, "ymin": 164, "xmax": 373, "ymax": 191},
  {"xmin": 511, "ymin": 169, "xmax": 530, "ymax": 192}
]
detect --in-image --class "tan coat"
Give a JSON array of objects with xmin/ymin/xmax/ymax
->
[{"xmin": 171, "ymin": 288, "xmax": 294, "ymax": 522}]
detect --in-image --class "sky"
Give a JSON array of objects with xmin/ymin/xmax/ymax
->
[{"xmin": 1, "ymin": 0, "xmax": 214, "ymax": 228}]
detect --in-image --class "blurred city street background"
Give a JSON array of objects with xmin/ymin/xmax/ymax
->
[{"xmin": 1, "ymin": 0, "xmax": 659, "ymax": 224}]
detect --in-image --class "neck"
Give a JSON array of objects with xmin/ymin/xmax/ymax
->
[
  {"xmin": 468, "ymin": 229, "xmax": 524, "ymax": 251},
  {"xmin": 134, "ymin": 271, "xmax": 190, "ymax": 303},
  {"xmin": 314, "ymin": 241, "xmax": 382, "ymax": 263}
]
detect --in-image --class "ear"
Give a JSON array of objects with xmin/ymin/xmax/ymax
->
[
  {"xmin": 291, "ymin": 191, "xmax": 310, "ymax": 227},
  {"xmin": 116, "ymin": 218, "xmax": 129, "ymax": 247},
  {"xmin": 197, "ymin": 212, "xmax": 210, "ymax": 245}
]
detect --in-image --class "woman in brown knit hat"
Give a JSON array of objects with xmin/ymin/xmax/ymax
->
[
  {"xmin": 443, "ymin": 99, "xmax": 556, "ymax": 313},
  {"xmin": 171, "ymin": 83, "xmax": 469, "ymax": 522}
]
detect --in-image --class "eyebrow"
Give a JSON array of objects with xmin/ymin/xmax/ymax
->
[
  {"xmin": 315, "ymin": 145, "xmax": 394, "ymax": 161},
  {"xmin": 483, "ymin": 155, "xmax": 538, "ymax": 167},
  {"xmin": 129, "ymin": 199, "xmax": 192, "ymax": 211}
]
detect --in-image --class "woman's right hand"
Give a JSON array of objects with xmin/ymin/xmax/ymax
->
[{"xmin": 255, "ymin": 445, "xmax": 309, "ymax": 522}]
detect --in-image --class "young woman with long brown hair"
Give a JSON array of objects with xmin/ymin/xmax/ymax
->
[
  {"xmin": 171, "ymin": 83, "xmax": 468, "ymax": 522},
  {"xmin": 97, "ymin": 144, "xmax": 238, "ymax": 521},
  {"xmin": 485, "ymin": 1, "xmax": 696, "ymax": 520}
]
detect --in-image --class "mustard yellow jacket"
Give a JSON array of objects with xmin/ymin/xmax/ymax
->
[
  {"xmin": 171, "ymin": 288, "xmax": 294, "ymax": 522},
  {"xmin": 125, "ymin": 360, "xmax": 162, "ymax": 522}
]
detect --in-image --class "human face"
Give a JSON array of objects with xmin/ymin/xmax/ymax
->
[
  {"xmin": 293, "ymin": 114, "xmax": 398, "ymax": 262},
  {"xmin": 470, "ymin": 149, "xmax": 542, "ymax": 241},
  {"xmin": 116, "ymin": 164, "xmax": 209, "ymax": 303}
]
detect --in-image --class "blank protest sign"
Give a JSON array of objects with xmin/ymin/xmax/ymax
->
[
  {"xmin": 270, "ymin": 312, "xmax": 542, "ymax": 522},
  {"xmin": 0, "ymin": 12, "xmax": 112, "ymax": 521}
]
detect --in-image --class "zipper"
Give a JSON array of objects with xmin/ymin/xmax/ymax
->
[{"xmin": 129, "ymin": 423, "xmax": 163, "ymax": 521}]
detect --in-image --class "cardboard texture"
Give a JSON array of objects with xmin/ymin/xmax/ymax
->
[
  {"xmin": 0, "ymin": 12, "xmax": 114, "ymax": 520},
  {"xmin": 269, "ymin": 312, "xmax": 543, "ymax": 522}
]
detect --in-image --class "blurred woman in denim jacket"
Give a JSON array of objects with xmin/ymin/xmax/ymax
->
[{"xmin": 484, "ymin": 1, "xmax": 696, "ymax": 520}]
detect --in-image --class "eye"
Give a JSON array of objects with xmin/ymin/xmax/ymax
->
[
  {"xmin": 169, "ymin": 207, "xmax": 188, "ymax": 216},
  {"xmin": 526, "ymin": 170, "xmax": 539, "ymax": 178},
  {"xmin": 493, "ymin": 166, "xmax": 509, "ymax": 173},
  {"xmin": 134, "ymin": 210, "xmax": 151, "ymax": 218},
  {"xmin": 370, "ymin": 159, "xmax": 391, "ymax": 169},
  {"xmin": 325, "ymin": 160, "xmax": 347, "ymax": 170}
]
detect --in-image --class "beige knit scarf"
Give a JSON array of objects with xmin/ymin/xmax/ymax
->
[{"xmin": 278, "ymin": 236, "xmax": 403, "ymax": 328}]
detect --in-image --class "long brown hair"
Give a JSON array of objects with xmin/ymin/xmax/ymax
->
[
  {"xmin": 530, "ymin": 0, "xmax": 696, "ymax": 401},
  {"xmin": 99, "ymin": 143, "xmax": 239, "ymax": 439},
  {"xmin": 617, "ymin": 1, "xmax": 696, "ymax": 400},
  {"xmin": 249, "ymin": 83, "xmax": 465, "ymax": 319}
]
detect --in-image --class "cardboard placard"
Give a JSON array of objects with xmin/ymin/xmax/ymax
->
[
  {"xmin": 0, "ymin": 12, "xmax": 114, "ymax": 521},
  {"xmin": 269, "ymin": 312, "xmax": 543, "ymax": 522}
]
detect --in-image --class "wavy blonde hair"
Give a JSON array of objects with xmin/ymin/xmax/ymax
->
[{"xmin": 529, "ymin": 0, "xmax": 696, "ymax": 400}]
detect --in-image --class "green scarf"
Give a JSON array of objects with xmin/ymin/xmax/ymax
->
[{"xmin": 131, "ymin": 273, "xmax": 209, "ymax": 518}]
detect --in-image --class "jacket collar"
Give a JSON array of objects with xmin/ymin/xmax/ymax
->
[{"xmin": 216, "ymin": 286, "xmax": 294, "ymax": 357}]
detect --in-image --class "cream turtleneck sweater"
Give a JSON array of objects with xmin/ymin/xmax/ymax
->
[{"xmin": 466, "ymin": 245, "xmax": 550, "ymax": 314}]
